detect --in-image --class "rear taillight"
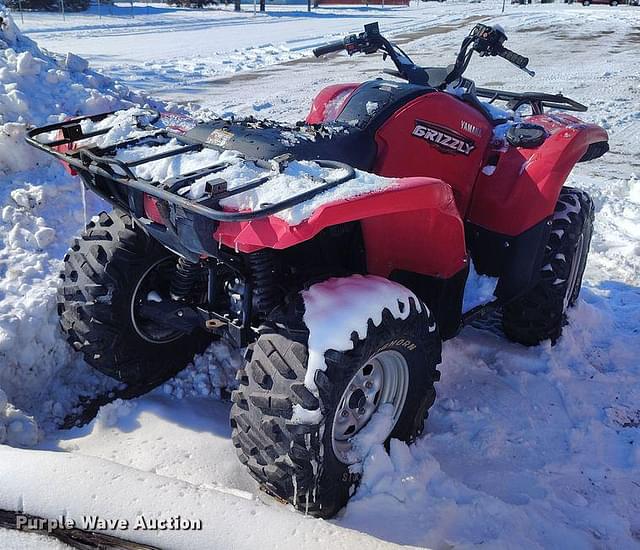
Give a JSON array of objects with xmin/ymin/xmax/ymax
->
[
  {"xmin": 56, "ymin": 135, "xmax": 78, "ymax": 176},
  {"xmin": 55, "ymin": 125, "xmax": 77, "ymax": 175},
  {"xmin": 143, "ymin": 193, "xmax": 165, "ymax": 225}
]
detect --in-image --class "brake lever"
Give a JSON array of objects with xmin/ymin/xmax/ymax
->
[{"xmin": 520, "ymin": 66, "xmax": 536, "ymax": 77}]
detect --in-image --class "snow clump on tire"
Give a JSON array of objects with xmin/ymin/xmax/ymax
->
[{"xmin": 299, "ymin": 275, "xmax": 430, "ymax": 415}]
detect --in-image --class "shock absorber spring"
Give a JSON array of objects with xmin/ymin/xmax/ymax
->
[
  {"xmin": 170, "ymin": 257, "xmax": 202, "ymax": 301},
  {"xmin": 248, "ymin": 250, "xmax": 281, "ymax": 317}
]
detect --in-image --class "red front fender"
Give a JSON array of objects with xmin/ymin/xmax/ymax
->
[
  {"xmin": 468, "ymin": 113, "xmax": 608, "ymax": 236},
  {"xmin": 305, "ymin": 83, "xmax": 360, "ymax": 125}
]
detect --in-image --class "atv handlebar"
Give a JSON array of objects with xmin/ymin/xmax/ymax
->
[
  {"xmin": 314, "ymin": 22, "xmax": 384, "ymax": 58},
  {"xmin": 314, "ymin": 23, "xmax": 430, "ymax": 86},
  {"xmin": 313, "ymin": 40, "xmax": 345, "ymax": 57},
  {"xmin": 497, "ymin": 46, "xmax": 534, "ymax": 76},
  {"xmin": 497, "ymin": 47, "xmax": 528, "ymax": 70},
  {"xmin": 314, "ymin": 22, "xmax": 535, "ymax": 89}
]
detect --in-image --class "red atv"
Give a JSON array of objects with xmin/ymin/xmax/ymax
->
[{"xmin": 28, "ymin": 23, "xmax": 608, "ymax": 518}]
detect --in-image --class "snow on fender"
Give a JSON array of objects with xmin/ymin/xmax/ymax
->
[{"xmin": 299, "ymin": 275, "xmax": 434, "ymax": 419}]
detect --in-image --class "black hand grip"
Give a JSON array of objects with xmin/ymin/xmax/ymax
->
[
  {"xmin": 313, "ymin": 40, "xmax": 345, "ymax": 57},
  {"xmin": 498, "ymin": 47, "xmax": 529, "ymax": 69}
]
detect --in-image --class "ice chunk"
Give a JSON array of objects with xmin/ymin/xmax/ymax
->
[
  {"xmin": 34, "ymin": 226, "xmax": 55, "ymax": 248},
  {"xmin": 16, "ymin": 51, "xmax": 40, "ymax": 76},
  {"xmin": 65, "ymin": 52, "xmax": 89, "ymax": 73}
]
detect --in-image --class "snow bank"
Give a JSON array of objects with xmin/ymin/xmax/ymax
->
[
  {"xmin": 0, "ymin": 11, "xmax": 153, "ymax": 443},
  {"xmin": 162, "ymin": 340, "xmax": 242, "ymax": 400},
  {"xmin": 0, "ymin": 445, "xmax": 407, "ymax": 550},
  {"xmin": 0, "ymin": 13, "xmax": 144, "ymax": 173},
  {"xmin": 340, "ymin": 295, "xmax": 640, "ymax": 548},
  {"xmin": 0, "ymin": 388, "xmax": 38, "ymax": 447}
]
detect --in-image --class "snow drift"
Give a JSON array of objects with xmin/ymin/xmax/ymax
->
[
  {"xmin": 0, "ymin": 444, "xmax": 403, "ymax": 550},
  {"xmin": 0, "ymin": 9, "xmax": 150, "ymax": 443}
]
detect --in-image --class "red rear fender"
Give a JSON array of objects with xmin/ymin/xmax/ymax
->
[{"xmin": 214, "ymin": 177, "xmax": 467, "ymax": 279}]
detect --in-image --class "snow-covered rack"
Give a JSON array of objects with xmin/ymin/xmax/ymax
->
[{"xmin": 25, "ymin": 110, "xmax": 356, "ymax": 223}]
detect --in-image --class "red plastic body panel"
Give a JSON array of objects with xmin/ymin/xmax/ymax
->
[
  {"xmin": 146, "ymin": 84, "xmax": 606, "ymax": 281},
  {"xmin": 214, "ymin": 177, "xmax": 466, "ymax": 279},
  {"xmin": 305, "ymin": 83, "xmax": 359, "ymax": 124},
  {"xmin": 467, "ymin": 113, "xmax": 608, "ymax": 235},
  {"xmin": 373, "ymin": 91, "xmax": 493, "ymax": 215}
]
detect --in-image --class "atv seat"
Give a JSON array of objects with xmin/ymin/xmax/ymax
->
[
  {"xmin": 184, "ymin": 80, "xmax": 431, "ymax": 172},
  {"xmin": 186, "ymin": 119, "xmax": 378, "ymax": 171}
]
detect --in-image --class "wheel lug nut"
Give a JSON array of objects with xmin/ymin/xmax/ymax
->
[
  {"xmin": 358, "ymin": 408, "xmax": 365, "ymax": 415},
  {"xmin": 341, "ymin": 410, "xmax": 349, "ymax": 417},
  {"xmin": 365, "ymin": 381, "xmax": 373, "ymax": 389}
]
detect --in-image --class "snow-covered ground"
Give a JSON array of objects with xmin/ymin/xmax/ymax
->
[
  {"xmin": 16, "ymin": 2, "xmax": 441, "ymax": 98},
  {"xmin": 1, "ymin": 1, "xmax": 640, "ymax": 548}
]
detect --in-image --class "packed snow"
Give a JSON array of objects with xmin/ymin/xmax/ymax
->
[
  {"xmin": 0, "ymin": 1, "xmax": 639, "ymax": 549},
  {"xmin": 301, "ymin": 275, "xmax": 427, "ymax": 401},
  {"xmin": 14, "ymin": 3, "xmax": 443, "ymax": 100},
  {"xmin": 0, "ymin": 443, "xmax": 397, "ymax": 550}
]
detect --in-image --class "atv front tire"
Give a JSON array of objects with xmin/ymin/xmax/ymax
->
[
  {"xmin": 58, "ymin": 210, "xmax": 209, "ymax": 389},
  {"xmin": 230, "ymin": 277, "xmax": 441, "ymax": 518},
  {"xmin": 502, "ymin": 188, "xmax": 594, "ymax": 346}
]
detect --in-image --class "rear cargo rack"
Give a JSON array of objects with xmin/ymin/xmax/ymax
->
[{"xmin": 26, "ymin": 110, "xmax": 356, "ymax": 222}]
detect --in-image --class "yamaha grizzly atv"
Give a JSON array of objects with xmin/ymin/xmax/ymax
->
[{"xmin": 27, "ymin": 23, "xmax": 608, "ymax": 518}]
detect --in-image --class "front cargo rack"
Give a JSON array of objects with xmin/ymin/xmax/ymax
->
[
  {"xmin": 26, "ymin": 110, "xmax": 357, "ymax": 222},
  {"xmin": 474, "ymin": 87, "xmax": 588, "ymax": 115}
]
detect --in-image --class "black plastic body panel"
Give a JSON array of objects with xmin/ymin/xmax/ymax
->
[
  {"xmin": 579, "ymin": 141, "xmax": 609, "ymax": 163},
  {"xmin": 333, "ymin": 79, "xmax": 431, "ymax": 131},
  {"xmin": 391, "ymin": 266, "xmax": 469, "ymax": 340},
  {"xmin": 186, "ymin": 119, "xmax": 378, "ymax": 171},
  {"xmin": 466, "ymin": 217, "xmax": 552, "ymax": 302}
]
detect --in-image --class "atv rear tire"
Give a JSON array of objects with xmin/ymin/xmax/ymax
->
[
  {"xmin": 230, "ymin": 277, "xmax": 441, "ymax": 518},
  {"xmin": 57, "ymin": 210, "xmax": 209, "ymax": 389},
  {"xmin": 502, "ymin": 188, "xmax": 594, "ymax": 346}
]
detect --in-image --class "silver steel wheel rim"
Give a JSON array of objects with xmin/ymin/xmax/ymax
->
[
  {"xmin": 131, "ymin": 257, "xmax": 185, "ymax": 344},
  {"xmin": 563, "ymin": 233, "xmax": 585, "ymax": 312},
  {"xmin": 331, "ymin": 350, "xmax": 410, "ymax": 464}
]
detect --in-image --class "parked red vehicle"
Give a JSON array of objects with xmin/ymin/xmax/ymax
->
[
  {"xmin": 27, "ymin": 23, "xmax": 608, "ymax": 518},
  {"xmin": 580, "ymin": 0, "xmax": 622, "ymax": 5}
]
